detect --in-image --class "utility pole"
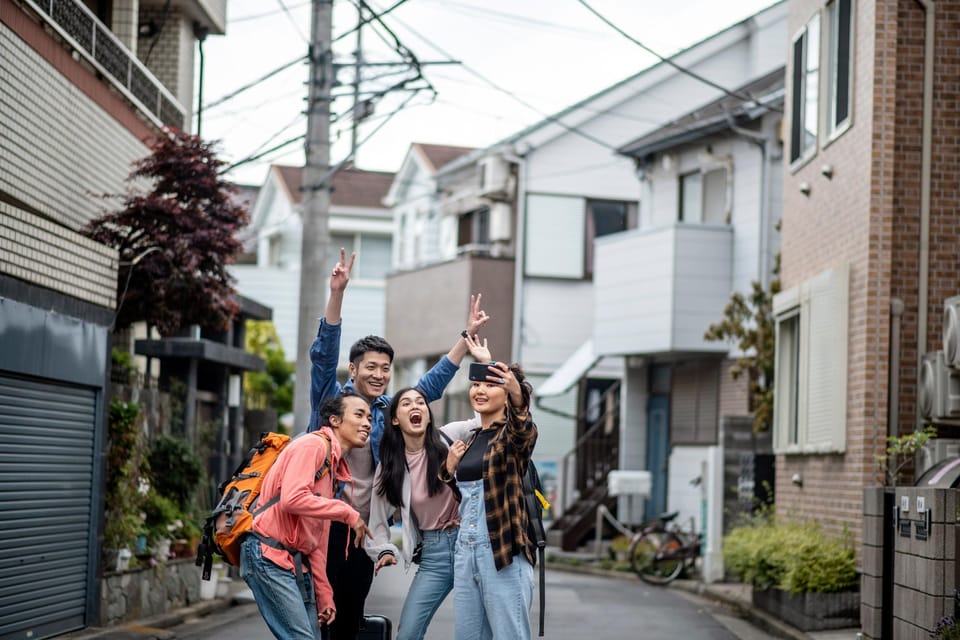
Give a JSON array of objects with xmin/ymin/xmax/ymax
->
[{"xmin": 293, "ymin": 0, "xmax": 334, "ymax": 433}]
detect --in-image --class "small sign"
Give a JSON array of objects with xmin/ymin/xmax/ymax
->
[
  {"xmin": 916, "ymin": 496, "xmax": 926, "ymax": 513},
  {"xmin": 901, "ymin": 496, "xmax": 910, "ymax": 512}
]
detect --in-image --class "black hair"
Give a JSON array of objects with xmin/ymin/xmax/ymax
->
[
  {"xmin": 376, "ymin": 387, "xmax": 447, "ymax": 507},
  {"xmin": 506, "ymin": 362, "xmax": 533, "ymax": 422},
  {"xmin": 349, "ymin": 335, "xmax": 394, "ymax": 367},
  {"xmin": 318, "ymin": 390, "xmax": 364, "ymax": 427}
]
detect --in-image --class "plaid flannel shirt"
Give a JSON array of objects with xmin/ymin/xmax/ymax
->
[{"xmin": 476, "ymin": 411, "xmax": 538, "ymax": 570}]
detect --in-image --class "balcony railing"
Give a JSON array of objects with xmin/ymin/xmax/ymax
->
[{"xmin": 23, "ymin": 0, "xmax": 185, "ymax": 129}]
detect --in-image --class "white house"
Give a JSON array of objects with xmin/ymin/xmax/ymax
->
[
  {"xmin": 383, "ymin": 1, "xmax": 788, "ymax": 563},
  {"xmin": 232, "ymin": 165, "xmax": 394, "ymax": 369}
]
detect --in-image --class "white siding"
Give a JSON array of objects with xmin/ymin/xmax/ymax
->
[
  {"xmin": 594, "ymin": 225, "xmax": 733, "ymax": 355},
  {"xmin": 520, "ymin": 280, "xmax": 594, "ymax": 374},
  {"xmin": 231, "ymin": 266, "xmax": 301, "ymax": 356},
  {"xmin": 0, "ymin": 24, "xmax": 148, "ymax": 230}
]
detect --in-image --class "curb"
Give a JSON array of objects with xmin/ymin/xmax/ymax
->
[{"xmin": 57, "ymin": 595, "xmax": 240, "ymax": 640}]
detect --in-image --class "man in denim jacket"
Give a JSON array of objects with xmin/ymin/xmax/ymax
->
[{"xmin": 307, "ymin": 248, "xmax": 489, "ymax": 640}]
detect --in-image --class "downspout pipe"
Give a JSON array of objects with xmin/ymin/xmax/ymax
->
[
  {"xmin": 725, "ymin": 114, "xmax": 775, "ymax": 288},
  {"xmin": 503, "ymin": 148, "xmax": 528, "ymax": 362},
  {"xmin": 890, "ymin": 298, "xmax": 904, "ymax": 439},
  {"xmin": 914, "ymin": 0, "xmax": 935, "ymax": 428}
]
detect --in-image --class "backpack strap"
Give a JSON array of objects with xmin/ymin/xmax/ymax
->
[
  {"xmin": 437, "ymin": 431, "xmax": 462, "ymax": 502},
  {"xmin": 249, "ymin": 433, "xmax": 337, "ymax": 604},
  {"xmin": 522, "ymin": 462, "xmax": 547, "ymax": 637}
]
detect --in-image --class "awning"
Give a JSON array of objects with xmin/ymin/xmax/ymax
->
[{"xmin": 537, "ymin": 339, "xmax": 601, "ymax": 397}]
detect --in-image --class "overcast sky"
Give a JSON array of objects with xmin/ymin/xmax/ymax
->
[{"xmin": 198, "ymin": 0, "xmax": 779, "ymax": 186}]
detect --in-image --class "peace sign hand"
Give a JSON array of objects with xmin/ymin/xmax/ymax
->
[{"xmin": 330, "ymin": 247, "xmax": 356, "ymax": 293}]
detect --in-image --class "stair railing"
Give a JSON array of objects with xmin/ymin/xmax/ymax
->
[{"xmin": 556, "ymin": 380, "xmax": 621, "ymax": 518}]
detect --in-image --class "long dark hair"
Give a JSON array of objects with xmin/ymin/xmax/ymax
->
[{"xmin": 377, "ymin": 387, "xmax": 448, "ymax": 507}]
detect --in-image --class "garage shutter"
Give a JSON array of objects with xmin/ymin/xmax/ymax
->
[{"xmin": 0, "ymin": 375, "xmax": 96, "ymax": 640}]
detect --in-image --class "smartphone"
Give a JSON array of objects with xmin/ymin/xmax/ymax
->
[{"xmin": 468, "ymin": 361, "xmax": 495, "ymax": 382}]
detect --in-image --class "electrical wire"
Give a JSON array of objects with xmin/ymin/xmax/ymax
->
[
  {"xmin": 143, "ymin": 0, "xmax": 172, "ymax": 65},
  {"xmin": 575, "ymin": 0, "xmax": 782, "ymax": 113},
  {"xmin": 275, "ymin": 0, "xmax": 310, "ymax": 44},
  {"xmin": 203, "ymin": 56, "xmax": 307, "ymax": 111},
  {"xmin": 223, "ymin": 134, "xmax": 306, "ymax": 173},
  {"xmin": 369, "ymin": 2, "xmax": 620, "ymax": 151},
  {"xmin": 333, "ymin": 0, "xmax": 411, "ymax": 43}
]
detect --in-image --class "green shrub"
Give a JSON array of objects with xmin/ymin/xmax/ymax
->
[
  {"xmin": 147, "ymin": 434, "xmax": 204, "ymax": 512},
  {"xmin": 103, "ymin": 400, "xmax": 146, "ymax": 552},
  {"xmin": 141, "ymin": 489, "xmax": 182, "ymax": 543},
  {"xmin": 723, "ymin": 517, "xmax": 857, "ymax": 594}
]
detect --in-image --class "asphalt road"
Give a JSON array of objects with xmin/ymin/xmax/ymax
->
[{"xmin": 176, "ymin": 565, "xmax": 776, "ymax": 640}]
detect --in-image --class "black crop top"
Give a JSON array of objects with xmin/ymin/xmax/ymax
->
[{"xmin": 456, "ymin": 428, "xmax": 495, "ymax": 481}]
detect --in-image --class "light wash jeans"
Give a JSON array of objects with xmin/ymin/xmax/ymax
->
[
  {"xmin": 397, "ymin": 526, "xmax": 458, "ymax": 640},
  {"xmin": 239, "ymin": 535, "xmax": 320, "ymax": 640},
  {"xmin": 454, "ymin": 479, "xmax": 533, "ymax": 640}
]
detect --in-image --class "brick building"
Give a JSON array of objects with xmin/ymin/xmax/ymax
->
[{"xmin": 774, "ymin": 0, "xmax": 960, "ymax": 590}]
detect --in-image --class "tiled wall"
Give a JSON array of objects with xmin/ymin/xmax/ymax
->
[{"xmin": 0, "ymin": 23, "xmax": 149, "ymax": 231}]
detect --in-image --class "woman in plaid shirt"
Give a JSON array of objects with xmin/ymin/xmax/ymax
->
[{"xmin": 441, "ymin": 334, "xmax": 538, "ymax": 640}]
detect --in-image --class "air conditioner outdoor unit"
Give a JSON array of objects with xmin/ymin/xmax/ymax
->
[
  {"xmin": 917, "ymin": 438, "xmax": 960, "ymax": 478},
  {"xmin": 479, "ymin": 155, "xmax": 511, "ymax": 199},
  {"xmin": 488, "ymin": 202, "xmax": 512, "ymax": 242},
  {"xmin": 919, "ymin": 351, "xmax": 960, "ymax": 421},
  {"xmin": 943, "ymin": 296, "xmax": 960, "ymax": 368}
]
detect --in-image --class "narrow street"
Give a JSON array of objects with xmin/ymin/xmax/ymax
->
[{"xmin": 177, "ymin": 565, "xmax": 776, "ymax": 640}]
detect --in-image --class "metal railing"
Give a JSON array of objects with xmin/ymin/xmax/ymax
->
[
  {"xmin": 23, "ymin": 0, "xmax": 185, "ymax": 129},
  {"xmin": 556, "ymin": 380, "xmax": 621, "ymax": 516}
]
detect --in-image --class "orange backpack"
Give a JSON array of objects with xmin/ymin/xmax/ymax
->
[{"xmin": 197, "ymin": 431, "xmax": 332, "ymax": 580}]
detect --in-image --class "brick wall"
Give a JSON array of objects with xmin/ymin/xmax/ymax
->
[{"xmin": 778, "ymin": 0, "xmax": 960, "ymax": 562}]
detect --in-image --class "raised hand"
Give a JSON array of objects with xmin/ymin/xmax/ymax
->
[
  {"xmin": 330, "ymin": 247, "xmax": 356, "ymax": 294},
  {"xmin": 465, "ymin": 332, "xmax": 492, "ymax": 363},
  {"xmin": 466, "ymin": 293, "xmax": 490, "ymax": 335}
]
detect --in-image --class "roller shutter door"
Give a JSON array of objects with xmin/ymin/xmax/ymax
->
[{"xmin": 0, "ymin": 375, "xmax": 96, "ymax": 640}]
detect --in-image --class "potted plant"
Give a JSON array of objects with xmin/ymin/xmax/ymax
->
[{"xmin": 102, "ymin": 400, "xmax": 146, "ymax": 571}]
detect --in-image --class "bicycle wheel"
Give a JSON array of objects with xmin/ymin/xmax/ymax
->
[{"xmin": 630, "ymin": 532, "xmax": 684, "ymax": 585}]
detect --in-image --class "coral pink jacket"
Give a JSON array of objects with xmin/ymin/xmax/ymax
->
[{"xmin": 252, "ymin": 427, "xmax": 360, "ymax": 612}]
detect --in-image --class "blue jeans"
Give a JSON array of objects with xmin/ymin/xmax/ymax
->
[
  {"xmin": 397, "ymin": 527, "xmax": 458, "ymax": 640},
  {"xmin": 240, "ymin": 536, "xmax": 320, "ymax": 640},
  {"xmin": 454, "ymin": 480, "xmax": 533, "ymax": 640}
]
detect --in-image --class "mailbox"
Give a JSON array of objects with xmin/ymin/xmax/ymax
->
[{"xmin": 607, "ymin": 470, "xmax": 651, "ymax": 497}]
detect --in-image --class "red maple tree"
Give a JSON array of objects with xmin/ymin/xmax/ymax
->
[{"xmin": 84, "ymin": 129, "xmax": 249, "ymax": 335}]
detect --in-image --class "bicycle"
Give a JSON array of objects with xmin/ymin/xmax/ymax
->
[{"xmin": 628, "ymin": 511, "xmax": 701, "ymax": 585}]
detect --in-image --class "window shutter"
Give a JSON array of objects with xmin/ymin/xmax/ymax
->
[
  {"xmin": 670, "ymin": 360, "xmax": 720, "ymax": 445},
  {"xmin": 802, "ymin": 265, "xmax": 849, "ymax": 452}
]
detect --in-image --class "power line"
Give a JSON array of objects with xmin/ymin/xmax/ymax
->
[
  {"xmin": 333, "ymin": 0, "xmax": 411, "ymax": 43},
  {"xmin": 370, "ymin": 2, "xmax": 620, "ymax": 151},
  {"xmin": 223, "ymin": 134, "xmax": 306, "ymax": 173},
  {"xmin": 203, "ymin": 56, "xmax": 307, "ymax": 111},
  {"xmin": 575, "ymin": 0, "xmax": 782, "ymax": 113},
  {"xmin": 275, "ymin": 0, "xmax": 310, "ymax": 44}
]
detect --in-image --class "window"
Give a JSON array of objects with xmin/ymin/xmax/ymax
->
[
  {"xmin": 772, "ymin": 265, "xmax": 849, "ymax": 453},
  {"xmin": 790, "ymin": 13, "xmax": 821, "ymax": 164},
  {"xmin": 526, "ymin": 194, "xmax": 635, "ymax": 279},
  {"xmin": 457, "ymin": 207, "xmax": 490, "ymax": 253},
  {"xmin": 585, "ymin": 200, "xmax": 632, "ymax": 277},
  {"xmin": 327, "ymin": 232, "xmax": 392, "ymax": 280},
  {"xmin": 826, "ymin": 0, "xmax": 853, "ymax": 137},
  {"xmin": 679, "ymin": 168, "xmax": 727, "ymax": 225}
]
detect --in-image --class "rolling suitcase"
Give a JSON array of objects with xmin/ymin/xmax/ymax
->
[{"xmin": 357, "ymin": 614, "xmax": 392, "ymax": 640}]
